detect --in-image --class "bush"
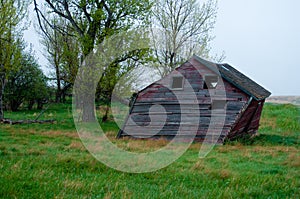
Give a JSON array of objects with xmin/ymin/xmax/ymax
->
[{"xmin": 4, "ymin": 52, "xmax": 49, "ymax": 111}]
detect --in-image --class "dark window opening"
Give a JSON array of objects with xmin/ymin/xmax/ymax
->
[
  {"xmin": 171, "ymin": 76, "xmax": 184, "ymax": 89},
  {"xmin": 212, "ymin": 100, "xmax": 226, "ymax": 110},
  {"xmin": 204, "ymin": 75, "xmax": 219, "ymax": 89}
]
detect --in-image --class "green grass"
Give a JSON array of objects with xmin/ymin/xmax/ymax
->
[{"xmin": 0, "ymin": 103, "xmax": 299, "ymax": 198}]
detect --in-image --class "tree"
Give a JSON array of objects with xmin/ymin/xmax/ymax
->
[
  {"xmin": 4, "ymin": 50, "xmax": 49, "ymax": 111},
  {"xmin": 96, "ymin": 49, "xmax": 151, "ymax": 122},
  {"xmin": 0, "ymin": 0, "xmax": 29, "ymax": 119},
  {"xmin": 39, "ymin": 17, "xmax": 80, "ymax": 103},
  {"xmin": 34, "ymin": 0, "xmax": 153, "ymax": 121},
  {"xmin": 151, "ymin": 0, "xmax": 222, "ymax": 77}
]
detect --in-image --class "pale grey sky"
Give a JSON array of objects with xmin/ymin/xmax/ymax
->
[
  {"xmin": 24, "ymin": 0, "xmax": 300, "ymax": 96},
  {"xmin": 210, "ymin": 0, "xmax": 300, "ymax": 96}
]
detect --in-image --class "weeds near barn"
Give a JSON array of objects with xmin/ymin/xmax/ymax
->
[{"xmin": 0, "ymin": 102, "xmax": 299, "ymax": 198}]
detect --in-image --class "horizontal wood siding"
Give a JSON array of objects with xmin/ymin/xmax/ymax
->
[{"xmin": 119, "ymin": 58, "xmax": 251, "ymax": 143}]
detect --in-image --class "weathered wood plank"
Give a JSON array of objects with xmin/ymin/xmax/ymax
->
[
  {"xmin": 118, "ymin": 56, "xmax": 261, "ymax": 143},
  {"xmin": 119, "ymin": 134, "xmax": 226, "ymax": 143},
  {"xmin": 123, "ymin": 126, "xmax": 228, "ymax": 132}
]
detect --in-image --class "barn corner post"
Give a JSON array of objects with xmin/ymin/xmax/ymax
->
[
  {"xmin": 116, "ymin": 92, "xmax": 137, "ymax": 139},
  {"xmin": 247, "ymin": 99, "xmax": 267, "ymax": 136}
]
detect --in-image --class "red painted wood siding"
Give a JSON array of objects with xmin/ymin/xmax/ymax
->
[
  {"xmin": 228, "ymin": 100, "xmax": 265, "ymax": 139},
  {"xmin": 120, "ymin": 57, "xmax": 259, "ymax": 143}
]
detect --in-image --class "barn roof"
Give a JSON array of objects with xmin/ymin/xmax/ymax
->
[{"xmin": 193, "ymin": 55, "xmax": 271, "ymax": 100}]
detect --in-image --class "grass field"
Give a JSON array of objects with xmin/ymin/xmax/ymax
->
[{"xmin": 0, "ymin": 103, "xmax": 299, "ymax": 198}]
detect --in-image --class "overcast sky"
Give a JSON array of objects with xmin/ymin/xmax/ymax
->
[
  {"xmin": 210, "ymin": 0, "xmax": 300, "ymax": 96},
  {"xmin": 24, "ymin": 0, "xmax": 300, "ymax": 96}
]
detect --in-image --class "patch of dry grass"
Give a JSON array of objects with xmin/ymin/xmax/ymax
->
[
  {"xmin": 41, "ymin": 131, "xmax": 79, "ymax": 138},
  {"xmin": 63, "ymin": 180, "xmax": 84, "ymax": 190},
  {"xmin": 252, "ymin": 146, "xmax": 298, "ymax": 153},
  {"xmin": 66, "ymin": 141, "xmax": 86, "ymax": 151},
  {"xmin": 26, "ymin": 149, "xmax": 46, "ymax": 156},
  {"xmin": 260, "ymin": 117, "xmax": 277, "ymax": 129},
  {"xmin": 205, "ymin": 168, "xmax": 232, "ymax": 180},
  {"xmin": 216, "ymin": 143, "xmax": 244, "ymax": 153},
  {"xmin": 114, "ymin": 137, "xmax": 171, "ymax": 152},
  {"xmin": 191, "ymin": 160, "xmax": 205, "ymax": 170},
  {"xmin": 284, "ymin": 152, "xmax": 300, "ymax": 168},
  {"xmin": 4, "ymin": 126, "xmax": 79, "ymax": 140},
  {"xmin": 103, "ymin": 193, "xmax": 112, "ymax": 199}
]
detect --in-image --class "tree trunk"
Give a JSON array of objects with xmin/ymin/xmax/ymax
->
[
  {"xmin": 82, "ymin": 97, "xmax": 96, "ymax": 122},
  {"xmin": 102, "ymin": 104, "xmax": 110, "ymax": 122},
  {"xmin": 60, "ymin": 83, "xmax": 72, "ymax": 103},
  {"xmin": 0, "ymin": 73, "xmax": 8, "ymax": 117},
  {"xmin": 62, "ymin": 93, "xmax": 66, "ymax": 103},
  {"xmin": 37, "ymin": 100, "xmax": 44, "ymax": 110},
  {"xmin": 0, "ymin": 81, "xmax": 4, "ymax": 120},
  {"xmin": 55, "ymin": 66, "xmax": 62, "ymax": 103},
  {"xmin": 28, "ymin": 100, "xmax": 35, "ymax": 110},
  {"xmin": 10, "ymin": 99, "xmax": 22, "ymax": 112},
  {"xmin": 55, "ymin": 90, "xmax": 61, "ymax": 103},
  {"xmin": 75, "ymin": 86, "xmax": 96, "ymax": 122}
]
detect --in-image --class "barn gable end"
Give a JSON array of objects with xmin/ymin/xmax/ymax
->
[{"xmin": 117, "ymin": 56, "xmax": 271, "ymax": 143}]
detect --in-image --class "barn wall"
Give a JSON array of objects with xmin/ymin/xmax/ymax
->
[
  {"xmin": 248, "ymin": 100, "xmax": 265, "ymax": 132},
  {"xmin": 120, "ymin": 57, "xmax": 250, "ymax": 143},
  {"xmin": 227, "ymin": 99, "xmax": 265, "ymax": 139}
]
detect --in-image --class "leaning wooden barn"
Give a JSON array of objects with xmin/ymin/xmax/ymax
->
[{"xmin": 117, "ymin": 56, "xmax": 271, "ymax": 143}]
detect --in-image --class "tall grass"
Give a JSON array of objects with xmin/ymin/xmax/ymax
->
[
  {"xmin": 0, "ymin": 102, "xmax": 299, "ymax": 198},
  {"xmin": 260, "ymin": 103, "xmax": 300, "ymax": 134}
]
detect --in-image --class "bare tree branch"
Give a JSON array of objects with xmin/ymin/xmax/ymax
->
[{"xmin": 151, "ymin": 0, "xmax": 221, "ymax": 77}]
